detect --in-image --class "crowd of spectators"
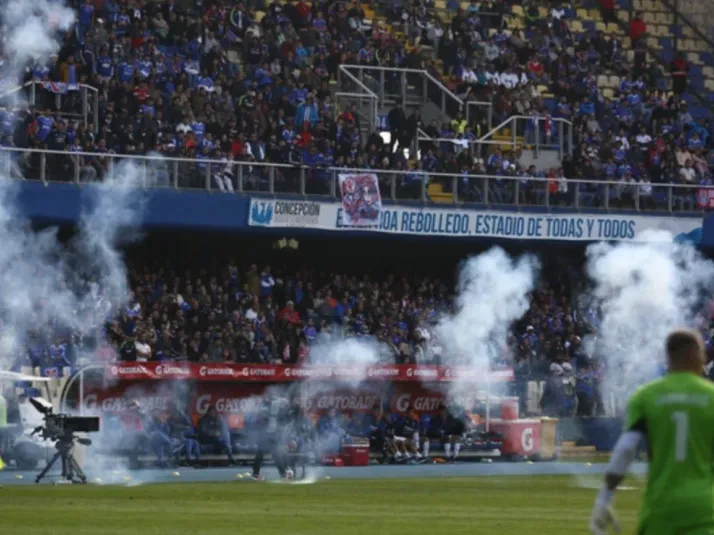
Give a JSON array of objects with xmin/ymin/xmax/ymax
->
[
  {"xmin": 12, "ymin": 255, "xmax": 588, "ymax": 375},
  {"xmin": 0, "ymin": 0, "xmax": 706, "ymax": 208}
]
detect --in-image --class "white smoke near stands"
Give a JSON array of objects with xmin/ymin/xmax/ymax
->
[
  {"xmin": 0, "ymin": 0, "xmax": 75, "ymax": 110},
  {"xmin": 3, "ymin": 0, "xmax": 75, "ymax": 64},
  {"xmin": 583, "ymin": 230, "xmax": 714, "ymax": 410},
  {"xmin": 283, "ymin": 333, "xmax": 390, "ymax": 483},
  {"xmin": 0, "ymin": 162, "xmax": 152, "ymax": 373},
  {"xmin": 435, "ymin": 247, "xmax": 540, "ymax": 408},
  {"xmin": 79, "ymin": 380, "xmax": 190, "ymax": 486}
]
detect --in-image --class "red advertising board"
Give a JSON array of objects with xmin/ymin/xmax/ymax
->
[
  {"xmin": 82, "ymin": 381, "xmax": 178, "ymax": 414},
  {"xmin": 191, "ymin": 382, "xmax": 382, "ymax": 421},
  {"xmin": 104, "ymin": 363, "xmax": 514, "ymax": 383},
  {"xmin": 83, "ymin": 380, "xmax": 385, "ymax": 429},
  {"xmin": 390, "ymin": 383, "xmax": 447, "ymax": 414}
]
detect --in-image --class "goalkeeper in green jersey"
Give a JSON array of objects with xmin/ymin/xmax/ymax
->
[{"xmin": 590, "ymin": 328, "xmax": 714, "ymax": 535}]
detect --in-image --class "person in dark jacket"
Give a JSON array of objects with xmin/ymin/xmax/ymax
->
[
  {"xmin": 387, "ymin": 103, "xmax": 407, "ymax": 153},
  {"xmin": 541, "ymin": 363, "xmax": 566, "ymax": 417},
  {"xmin": 198, "ymin": 406, "xmax": 235, "ymax": 464},
  {"xmin": 443, "ymin": 405, "xmax": 467, "ymax": 463},
  {"xmin": 251, "ymin": 393, "xmax": 291, "ymax": 480}
]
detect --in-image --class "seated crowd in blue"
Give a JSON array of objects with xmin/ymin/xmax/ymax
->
[{"xmin": 0, "ymin": 0, "xmax": 707, "ymax": 211}]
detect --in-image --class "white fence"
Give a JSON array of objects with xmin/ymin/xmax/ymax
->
[{"xmin": 0, "ymin": 146, "xmax": 710, "ymax": 213}]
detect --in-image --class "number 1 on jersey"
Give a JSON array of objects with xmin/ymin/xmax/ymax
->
[{"xmin": 671, "ymin": 411, "xmax": 689, "ymax": 462}]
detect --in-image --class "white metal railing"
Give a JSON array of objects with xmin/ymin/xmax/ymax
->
[
  {"xmin": 0, "ymin": 81, "xmax": 99, "ymax": 132},
  {"xmin": 335, "ymin": 66, "xmax": 379, "ymax": 133},
  {"xmin": 478, "ymin": 115, "xmax": 574, "ymax": 159},
  {"xmin": 0, "ymin": 145, "xmax": 709, "ymax": 213},
  {"xmin": 339, "ymin": 64, "xmax": 491, "ymax": 123}
]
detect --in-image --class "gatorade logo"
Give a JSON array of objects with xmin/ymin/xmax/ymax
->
[{"xmin": 521, "ymin": 427, "xmax": 534, "ymax": 452}]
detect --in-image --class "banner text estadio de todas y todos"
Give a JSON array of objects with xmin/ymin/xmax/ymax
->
[{"xmin": 248, "ymin": 199, "xmax": 702, "ymax": 241}]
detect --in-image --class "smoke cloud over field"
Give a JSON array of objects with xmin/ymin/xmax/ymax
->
[{"xmin": 584, "ymin": 230, "xmax": 714, "ymax": 408}]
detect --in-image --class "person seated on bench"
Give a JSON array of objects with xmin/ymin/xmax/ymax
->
[
  {"xmin": 443, "ymin": 405, "xmax": 467, "ymax": 463},
  {"xmin": 317, "ymin": 409, "xmax": 349, "ymax": 454},
  {"xmin": 197, "ymin": 405, "xmax": 236, "ymax": 464},
  {"xmin": 372, "ymin": 412, "xmax": 403, "ymax": 463},
  {"xmin": 392, "ymin": 411, "xmax": 423, "ymax": 464},
  {"xmin": 167, "ymin": 402, "xmax": 200, "ymax": 466},
  {"xmin": 148, "ymin": 411, "xmax": 183, "ymax": 468},
  {"xmin": 118, "ymin": 400, "xmax": 153, "ymax": 467}
]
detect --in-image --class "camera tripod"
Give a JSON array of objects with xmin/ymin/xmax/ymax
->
[{"xmin": 35, "ymin": 436, "xmax": 88, "ymax": 484}]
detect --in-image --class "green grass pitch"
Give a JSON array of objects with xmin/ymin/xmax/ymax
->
[{"xmin": 0, "ymin": 476, "xmax": 642, "ymax": 534}]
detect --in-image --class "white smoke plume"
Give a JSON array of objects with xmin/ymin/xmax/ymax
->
[
  {"xmin": 0, "ymin": 161, "xmax": 152, "ymax": 373},
  {"xmin": 584, "ymin": 230, "xmax": 714, "ymax": 408},
  {"xmin": 2, "ymin": 0, "xmax": 75, "ymax": 65},
  {"xmin": 436, "ymin": 247, "xmax": 540, "ymax": 406},
  {"xmin": 0, "ymin": 0, "xmax": 75, "ymax": 113},
  {"xmin": 283, "ymin": 333, "xmax": 389, "ymax": 482}
]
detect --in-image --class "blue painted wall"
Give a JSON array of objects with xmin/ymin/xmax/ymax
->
[{"xmin": 14, "ymin": 181, "xmax": 714, "ymax": 247}]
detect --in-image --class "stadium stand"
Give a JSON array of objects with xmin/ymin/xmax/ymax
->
[
  {"xmin": 0, "ymin": 0, "xmax": 707, "ymax": 213},
  {"xmin": 0, "ymin": 0, "xmax": 708, "ymax": 202},
  {"xmin": 0, "ymin": 0, "xmax": 712, "ymax": 378},
  {"xmin": 10, "ymin": 253, "xmax": 582, "ymax": 377}
]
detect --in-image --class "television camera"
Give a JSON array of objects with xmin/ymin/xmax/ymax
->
[{"xmin": 28, "ymin": 397, "xmax": 100, "ymax": 484}]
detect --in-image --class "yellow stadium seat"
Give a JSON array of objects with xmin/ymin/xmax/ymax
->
[
  {"xmin": 705, "ymin": 79, "xmax": 714, "ymax": 91},
  {"xmin": 435, "ymin": 0, "xmax": 446, "ymax": 8},
  {"xmin": 688, "ymin": 53, "xmax": 700, "ymax": 64},
  {"xmin": 255, "ymin": 10, "xmax": 266, "ymax": 22},
  {"xmin": 511, "ymin": 18, "xmax": 525, "ymax": 28},
  {"xmin": 617, "ymin": 9, "xmax": 629, "ymax": 22},
  {"xmin": 597, "ymin": 75, "xmax": 609, "ymax": 87},
  {"xmin": 606, "ymin": 22, "xmax": 620, "ymax": 34},
  {"xmin": 647, "ymin": 37, "xmax": 662, "ymax": 49},
  {"xmin": 643, "ymin": 12, "xmax": 656, "ymax": 23},
  {"xmin": 602, "ymin": 88, "xmax": 614, "ymax": 100},
  {"xmin": 682, "ymin": 26, "xmax": 697, "ymax": 38},
  {"xmin": 608, "ymin": 75, "xmax": 622, "ymax": 88},
  {"xmin": 595, "ymin": 21, "xmax": 607, "ymax": 32},
  {"xmin": 642, "ymin": 0, "xmax": 655, "ymax": 10},
  {"xmin": 655, "ymin": 12, "xmax": 673, "ymax": 24},
  {"xmin": 588, "ymin": 8, "xmax": 601, "ymax": 19},
  {"xmin": 569, "ymin": 20, "xmax": 583, "ymax": 32},
  {"xmin": 576, "ymin": 8, "xmax": 588, "ymax": 19},
  {"xmin": 703, "ymin": 66, "xmax": 714, "ymax": 78},
  {"xmin": 633, "ymin": 0, "xmax": 644, "ymax": 10}
]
